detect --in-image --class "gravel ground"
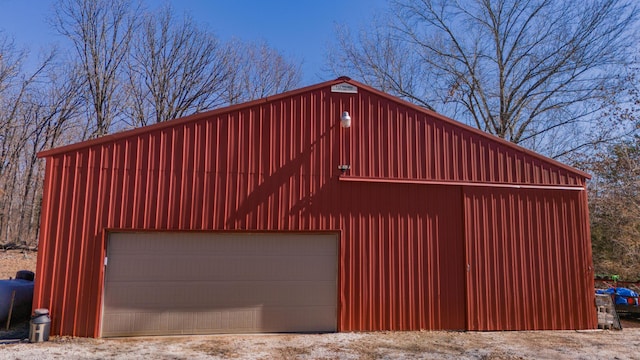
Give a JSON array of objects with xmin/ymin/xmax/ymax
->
[
  {"xmin": 1, "ymin": 328, "xmax": 640, "ymax": 359},
  {"xmin": 2, "ymin": 250, "xmax": 640, "ymax": 359}
]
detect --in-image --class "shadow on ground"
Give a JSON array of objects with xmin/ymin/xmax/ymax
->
[{"xmin": 0, "ymin": 319, "xmax": 29, "ymax": 344}]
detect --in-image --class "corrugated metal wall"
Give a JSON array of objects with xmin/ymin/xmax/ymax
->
[
  {"xmin": 463, "ymin": 187, "xmax": 596, "ymax": 330},
  {"xmin": 347, "ymin": 92, "xmax": 585, "ymax": 186},
  {"xmin": 338, "ymin": 182, "xmax": 466, "ymax": 331},
  {"xmin": 35, "ymin": 78, "xmax": 593, "ymax": 337}
]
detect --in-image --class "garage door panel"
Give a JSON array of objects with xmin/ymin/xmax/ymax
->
[
  {"xmin": 103, "ymin": 309, "xmax": 261, "ymax": 335},
  {"xmin": 107, "ymin": 255, "xmax": 335, "ymax": 282},
  {"xmin": 104, "ymin": 281, "xmax": 337, "ymax": 309},
  {"xmin": 261, "ymin": 306, "xmax": 337, "ymax": 332},
  {"xmin": 102, "ymin": 232, "xmax": 337, "ymax": 337},
  {"xmin": 108, "ymin": 234, "xmax": 335, "ymax": 257},
  {"xmin": 103, "ymin": 304, "xmax": 337, "ymax": 336}
]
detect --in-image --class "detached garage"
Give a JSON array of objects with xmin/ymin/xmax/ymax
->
[{"xmin": 34, "ymin": 77, "xmax": 596, "ymax": 337}]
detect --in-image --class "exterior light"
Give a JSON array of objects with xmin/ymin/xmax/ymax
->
[
  {"xmin": 340, "ymin": 111, "xmax": 351, "ymax": 128},
  {"xmin": 338, "ymin": 164, "xmax": 351, "ymax": 174}
]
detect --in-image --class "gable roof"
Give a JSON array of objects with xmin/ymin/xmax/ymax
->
[{"xmin": 38, "ymin": 76, "xmax": 590, "ymax": 182}]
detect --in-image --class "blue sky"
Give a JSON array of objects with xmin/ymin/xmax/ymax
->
[{"xmin": 0, "ymin": 0, "xmax": 388, "ymax": 85}]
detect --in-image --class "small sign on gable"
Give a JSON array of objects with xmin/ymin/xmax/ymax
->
[{"xmin": 331, "ymin": 83, "xmax": 358, "ymax": 94}]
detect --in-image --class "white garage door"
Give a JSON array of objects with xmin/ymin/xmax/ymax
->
[{"xmin": 101, "ymin": 232, "xmax": 337, "ymax": 337}]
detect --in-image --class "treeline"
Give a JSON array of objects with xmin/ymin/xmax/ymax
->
[
  {"xmin": 0, "ymin": 0, "xmax": 302, "ymax": 249},
  {"xmin": 588, "ymin": 137, "xmax": 640, "ymax": 280}
]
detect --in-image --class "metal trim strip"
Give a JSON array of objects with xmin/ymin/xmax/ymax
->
[{"xmin": 339, "ymin": 175, "xmax": 585, "ymax": 191}]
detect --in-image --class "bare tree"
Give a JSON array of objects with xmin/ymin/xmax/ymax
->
[
  {"xmin": 52, "ymin": 0, "xmax": 139, "ymax": 138},
  {"xmin": 329, "ymin": 0, "xmax": 639, "ymax": 158},
  {"xmin": 581, "ymin": 63, "xmax": 640, "ymax": 280},
  {"xmin": 588, "ymin": 138, "xmax": 640, "ymax": 280},
  {"xmin": 17, "ymin": 63, "xmax": 84, "ymax": 248},
  {"xmin": 0, "ymin": 32, "xmax": 79, "ymax": 248},
  {"xmin": 123, "ymin": 7, "xmax": 302, "ymax": 126},
  {"xmin": 0, "ymin": 35, "xmax": 27, "ymax": 248},
  {"xmin": 225, "ymin": 39, "xmax": 302, "ymax": 105},
  {"xmin": 124, "ymin": 5, "xmax": 232, "ymax": 126}
]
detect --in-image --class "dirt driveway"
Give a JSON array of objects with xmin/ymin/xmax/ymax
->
[{"xmin": 0, "ymin": 327, "xmax": 639, "ymax": 359}]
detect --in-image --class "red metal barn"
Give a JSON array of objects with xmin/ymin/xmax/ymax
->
[{"xmin": 34, "ymin": 77, "xmax": 596, "ymax": 337}]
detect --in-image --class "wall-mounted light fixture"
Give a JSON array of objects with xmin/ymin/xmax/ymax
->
[
  {"xmin": 340, "ymin": 111, "xmax": 351, "ymax": 128},
  {"xmin": 338, "ymin": 164, "xmax": 351, "ymax": 174}
]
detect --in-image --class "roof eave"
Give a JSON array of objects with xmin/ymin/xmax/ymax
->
[
  {"xmin": 37, "ymin": 77, "xmax": 350, "ymax": 158},
  {"xmin": 37, "ymin": 76, "xmax": 590, "ymax": 181}
]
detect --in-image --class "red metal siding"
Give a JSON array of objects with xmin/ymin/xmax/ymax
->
[
  {"xmin": 463, "ymin": 187, "xmax": 596, "ymax": 330},
  {"xmin": 338, "ymin": 182, "xmax": 466, "ymax": 331},
  {"xmin": 35, "ymin": 78, "xmax": 592, "ymax": 337},
  {"xmin": 348, "ymin": 92, "xmax": 585, "ymax": 187}
]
